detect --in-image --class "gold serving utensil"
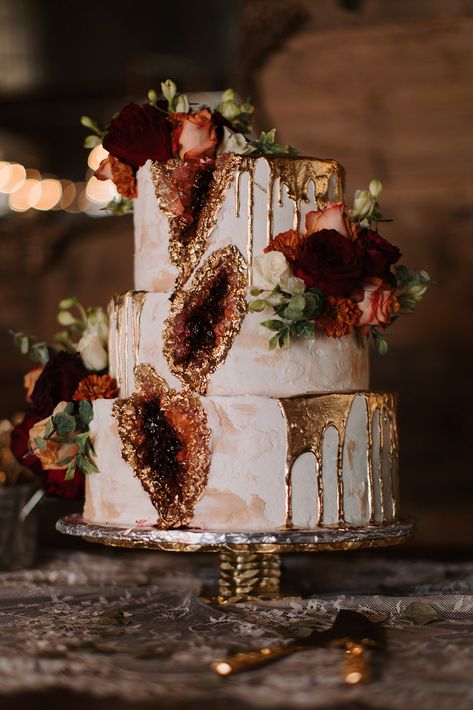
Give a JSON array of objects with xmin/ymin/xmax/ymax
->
[{"xmin": 211, "ymin": 609, "xmax": 386, "ymax": 684}]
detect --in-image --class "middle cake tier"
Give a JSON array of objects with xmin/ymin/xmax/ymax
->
[{"xmin": 109, "ymin": 290, "xmax": 369, "ymax": 398}]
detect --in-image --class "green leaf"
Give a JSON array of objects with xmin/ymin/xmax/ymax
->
[
  {"xmin": 399, "ymin": 601, "xmax": 440, "ymax": 625},
  {"xmin": 64, "ymin": 460, "xmax": 77, "ymax": 480},
  {"xmin": 419, "ymin": 270, "xmax": 431, "ymax": 283},
  {"xmin": 84, "ymin": 135, "xmax": 101, "ymax": 149},
  {"xmin": 20, "ymin": 336, "xmax": 30, "ymax": 354},
  {"xmin": 31, "ymin": 343, "xmax": 50, "ymax": 365},
  {"xmin": 376, "ymin": 336, "xmax": 389, "ymax": 354},
  {"xmin": 78, "ymin": 400, "xmax": 94, "ymax": 428},
  {"xmin": 294, "ymin": 321, "xmax": 315, "ymax": 339},
  {"xmin": 52, "ymin": 412, "xmax": 76, "ymax": 436},
  {"xmin": 35, "ymin": 436, "xmax": 47, "ymax": 452},
  {"xmin": 59, "ymin": 296, "xmax": 79, "ymax": 310},
  {"xmin": 248, "ymin": 299, "xmax": 267, "ymax": 313},
  {"xmin": 56, "ymin": 456, "xmax": 74, "ymax": 466},
  {"xmin": 284, "ymin": 294, "xmax": 306, "ymax": 320},
  {"xmin": 63, "ymin": 402, "xmax": 75, "ymax": 415},
  {"xmin": 395, "ymin": 264, "xmax": 409, "ymax": 285},
  {"xmin": 78, "ymin": 455, "xmax": 99, "ymax": 475},
  {"xmin": 44, "ymin": 419, "xmax": 54, "ymax": 439},
  {"xmin": 279, "ymin": 329, "xmax": 291, "ymax": 348},
  {"xmin": 269, "ymin": 334, "xmax": 279, "ymax": 351},
  {"xmin": 261, "ymin": 319, "xmax": 284, "ymax": 332}
]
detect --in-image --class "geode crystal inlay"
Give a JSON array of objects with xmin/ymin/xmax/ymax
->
[
  {"xmin": 113, "ymin": 364, "xmax": 211, "ymax": 528},
  {"xmin": 163, "ymin": 245, "xmax": 247, "ymax": 394}
]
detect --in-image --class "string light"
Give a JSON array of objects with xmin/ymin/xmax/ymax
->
[{"xmin": 0, "ymin": 147, "xmax": 117, "ymax": 216}]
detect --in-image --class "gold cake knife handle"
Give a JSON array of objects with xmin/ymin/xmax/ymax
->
[
  {"xmin": 211, "ymin": 644, "xmax": 299, "ymax": 675},
  {"xmin": 343, "ymin": 641, "xmax": 370, "ymax": 684}
]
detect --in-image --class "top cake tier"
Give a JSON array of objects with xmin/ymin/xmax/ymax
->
[{"xmin": 134, "ymin": 153, "xmax": 345, "ymax": 294}]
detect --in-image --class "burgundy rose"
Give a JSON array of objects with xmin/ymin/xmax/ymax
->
[
  {"xmin": 293, "ymin": 229, "xmax": 365, "ymax": 297},
  {"xmin": 358, "ymin": 229, "xmax": 401, "ymax": 279},
  {"xmin": 42, "ymin": 468, "xmax": 84, "ymax": 500},
  {"xmin": 10, "ymin": 414, "xmax": 42, "ymax": 477},
  {"xmin": 30, "ymin": 352, "xmax": 88, "ymax": 419},
  {"xmin": 103, "ymin": 102, "xmax": 173, "ymax": 169}
]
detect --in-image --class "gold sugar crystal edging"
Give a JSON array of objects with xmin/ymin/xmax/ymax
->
[
  {"xmin": 112, "ymin": 364, "xmax": 211, "ymax": 528},
  {"xmin": 162, "ymin": 245, "xmax": 247, "ymax": 395},
  {"xmin": 278, "ymin": 392, "xmax": 398, "ymax": 529}
]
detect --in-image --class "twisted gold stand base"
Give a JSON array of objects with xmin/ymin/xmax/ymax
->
[
  {"xmin": 218, "ymin": 551, "xmax": 282, "ymax": 602},
  {"xmin": 56, "ymin": 516, "xmax": 415, "ymax": 603}
]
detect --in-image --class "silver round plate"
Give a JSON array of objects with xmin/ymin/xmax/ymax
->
[{"xmin": 56, "ymin": 515, "xmax": 415, "ymax": 553}]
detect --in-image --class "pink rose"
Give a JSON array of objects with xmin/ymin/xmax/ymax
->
[
  {"xmin": 23, "ymin": 364, "xmax": 44, "ymax": 404},
  {"xmin": 28, "ymin": 402, "xmax": 79, "ymax": 470},
  {"xmin": 94, "ymin": 155, "xmax": 114, "ymax": 181},
  {"xmin": 171, "ymin": 109, "xmax": 218, "ymax": 160},
  {"xmin": 305, "ymin": 203, "xmax": 353, "ymax": 239},
  {"xmin": 357, "ymin": 278, "xmax": 400, "ymax": 335}
]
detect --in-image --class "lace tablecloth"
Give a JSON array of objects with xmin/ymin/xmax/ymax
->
[{"xmin": 0, "ymin": 547, "xmax": 472, "ymax": 709}]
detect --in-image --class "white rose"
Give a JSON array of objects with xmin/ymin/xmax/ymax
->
[
  {"xmin": 283, "ymin": 275, "xmax": 306, "ymax": 294},
  {"xmin": 85, "ymin": 307, "xmax": 108, "ymax": 343},
  {"xmin": 216, "ymin": 126, "xmax": 254, "ymax": 156},
  {"xmin": 353, "ymin": 189, "xmax": 374, "ymax": 219},
  {"xmin": 77, "ymin": 332, "xmax": 108, "ymax": 371},
  {"xmin": 253, "ymin": 251, "xmax": 292, "ymax": 291}
]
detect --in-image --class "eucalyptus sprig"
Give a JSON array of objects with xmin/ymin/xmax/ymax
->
[
  {"xmin": 29, "ymin": 400, "xmax": 98, "ymax": 480},
  {"xmin": 105, "ymin": 196, "xmax": 134, "ymax": 216},
  {"xmin": 250, "ymin": 129, "xmax": 299, "ymax": 157},
  {"xmin": 80, "ymin": 115, "xmax": 107, "ymax": 149},
  {"xmin": 216, "ymin": 88, "xmax": 255, "ymax": 134},
  {"xmin": 9, "ymin": 331, "xmax": 50, "ymax": 365},
  {"xmin": 249, "ymin": 285, "xmax": 324, "ymax": 349},
  {"xmin": 395, "ymin": 265, "xmax": 431, "ymax": 314}
]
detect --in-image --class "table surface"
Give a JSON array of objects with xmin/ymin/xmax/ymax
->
[{"xmin": 0, "ymin": 547, "xmax": 472, "ymax": 710}]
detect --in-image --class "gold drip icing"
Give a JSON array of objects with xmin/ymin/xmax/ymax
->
[
  {"xmin": 109, "ymin": 291, "xmax": 147, "ymax": 396},
  {"xmin": 113, "ymin": 364, "xmax": 211, "ymax": 528},
  {"xmin": 162, "ymin": 245, "xmax": 247, "ymax": 395},
  {"xmin": 151, "ymin": 153, "xmax": 241, "ymax": 293},
  {"xmin": 278, "ymin": 392, "xmax": 397, "ymax": 528}
]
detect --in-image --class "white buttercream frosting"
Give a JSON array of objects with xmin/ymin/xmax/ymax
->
[{"xmin": 84, "ymin": 396, "xmax": 399, "ymax": 531}]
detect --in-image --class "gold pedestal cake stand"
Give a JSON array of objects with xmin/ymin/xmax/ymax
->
[{"xmin": 57, "ymin": 515, "xmax": 415, "ymax": 603}]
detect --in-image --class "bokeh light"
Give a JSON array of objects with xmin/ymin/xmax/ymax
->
[{"xmin": 88, "ymin": 144, "xmax": 109, "ymax": 171}]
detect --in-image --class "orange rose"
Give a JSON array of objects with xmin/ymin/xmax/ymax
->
[
  {"xmin": 357, "ymin": 278, "xmax": 399, "ymax": 335},
  {"xmin": 171, "ymin": 109, "xmax": 218, "ymax": 160},
  {"xmin": 95, "ymin": 155, "xmax": 137, "ymax": 200},
  {"xmin": 305, "ymin": 202, "xmax": 354, "ymax": 239},
  {"xmin": 28, "ymin": 402, "xmax": 79, "ymax": 470},
  {"xmin": 23, "ymin": 364, "xmax": 44, "ymax": 404}
]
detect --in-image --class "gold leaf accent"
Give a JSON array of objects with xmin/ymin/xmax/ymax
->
[
  {"xmin": 151, "ymin": 153, "xmax": 241, "ymax": 292},
  {"xmin": 113, "ymin": 364, "xmax": 211, "ymax": 528},
  {"xmin": 163, "ymin": 245, "xmax": 247, "ymax": 394}
]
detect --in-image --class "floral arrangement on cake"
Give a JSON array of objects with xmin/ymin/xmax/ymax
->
[
  {"xmin": 249, "ymin": 180, "xmax": 431, "ymax": 353},
  {"xmin": 81, "ymin": 79, "xmax": 296, "ymax": 214},
  {"xmin": 10, "ymin": 298, "xmax": 117, "ymax": 498}
]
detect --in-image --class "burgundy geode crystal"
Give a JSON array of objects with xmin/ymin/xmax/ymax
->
[{"xmin": 163, "ymin": 245, "xmax": 247, "ymax": 394}]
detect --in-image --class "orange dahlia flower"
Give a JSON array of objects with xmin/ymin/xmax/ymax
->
[
  {"xmin": 73, "ymin": 374, "xmax": 119, "ymax": 402},
  {"xmin": 316, "ymin": 297, "xmax": 362, "ymax": 338}
]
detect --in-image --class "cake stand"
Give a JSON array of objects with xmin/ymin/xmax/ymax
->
[{"xmin": 56, "ymin": 515, "xmax": 415, "ymax": 603}]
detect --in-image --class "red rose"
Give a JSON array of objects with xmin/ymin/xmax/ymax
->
[
  {"xmin": 358, "ymin": 229, "xmax": 401, "ymax": 279},
  {"xmin": 95, "ymin": 155, "xmax": 137, "ymax": 200},
  {"xmin": 293, "ymin": 229, "xmax": 365, "ymax": 297},
  {"xmin": 30, "ymin": 352, "xmax": 88, "ymax": 419},
  {"xmin": 171, "ymin": 109, "xmax": 218, "ymax": 160},
  {"xmin": 103, "ymin": 102, "xmax": 173, "ymax": 169}
]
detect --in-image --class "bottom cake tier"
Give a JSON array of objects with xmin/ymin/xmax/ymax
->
[{"xmin": 84, "ymin": 388, "xmax": 399, "ymax": 532}]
